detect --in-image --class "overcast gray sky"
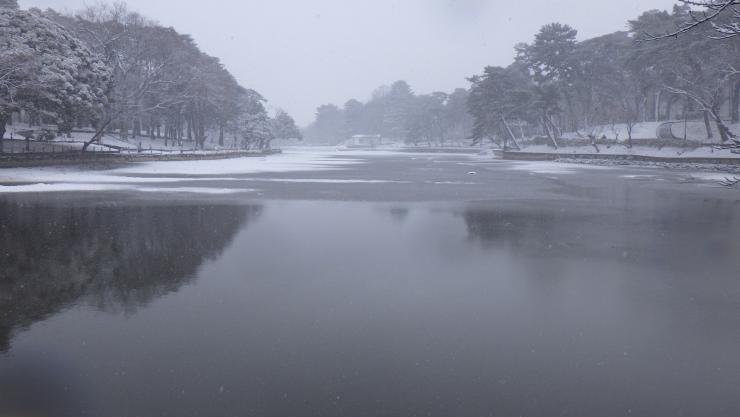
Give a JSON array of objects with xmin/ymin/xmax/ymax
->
[{"xmin": 21, "ymin": 0, "xmax": 678, "ymax": 125}]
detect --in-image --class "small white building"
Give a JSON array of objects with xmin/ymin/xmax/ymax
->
[{"xmin": 345, "ymin": 134, "xmax": 382, "ymax": 149}]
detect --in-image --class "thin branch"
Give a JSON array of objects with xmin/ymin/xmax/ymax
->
[{"xmin": 640, "ymin": 0, "xmax": 740, "ymax": 41}]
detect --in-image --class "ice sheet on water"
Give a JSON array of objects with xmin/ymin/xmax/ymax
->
[{"xmin": 0, "ymin": 150, "xmax": 362, "ymax": 194}]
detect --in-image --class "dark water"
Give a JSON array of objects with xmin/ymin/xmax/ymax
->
[{"xmin": 1, "ymin": 168, "xmax": 740, "ymax": 416}]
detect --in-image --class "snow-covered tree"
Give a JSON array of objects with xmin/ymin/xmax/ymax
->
[
  {"xmin": 468, "ymin": 65, "xmax": 538, "ymax": 147},
  {"xmin": 311, "ymin": 104, "xmax": 344, "ymax": 144},
  {"xmin": 45, "ymin": 3, "xmax": 271, "ymax": 151},
  {"xmin": 270, "ymin": 110, "xmax": 302, "ymax": 142},
  {"xmin": 234, "ymin": 89, "xmax": 273, "ymax": 150},
  {"xmin": 405, "ymin": 93, "xmax": 450, "ymax": 147},
  {"xmin": 444, "ymin": 88, "xmax": 474, "ymax": 141},
  {"xmin": 0, "ymin": 8, "xmax": 111, "ymax": 149}
]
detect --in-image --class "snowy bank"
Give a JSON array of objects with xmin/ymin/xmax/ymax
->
[{"xmin": 503, "ymin": 144, "xmax": 740, "ymax": 168}]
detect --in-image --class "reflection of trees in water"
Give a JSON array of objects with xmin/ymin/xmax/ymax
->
[
  {"xmin": 387, "ymin": 207, "xmax": 410, "ymax": 223},
  {"xmin": 464, "ymin": 208, "xmax": 561, "ymax": 253},
  {"xmin": 0, "ymin": 202, "xmax": 261, "ymax": 352},
  {"xmin": 463, "ymin": 200, "xmax": 740, "ymax": 264}
]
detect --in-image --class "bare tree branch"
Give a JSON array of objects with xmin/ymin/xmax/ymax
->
[{"xmin": 641, "ymin": 0, "xmax": 740, "ymax": 41}]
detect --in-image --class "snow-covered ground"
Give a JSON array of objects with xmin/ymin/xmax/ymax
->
[
  {"xmin": 560, "ymin": 121, "xmax": 740, "ymax": 143},
  {"xmin": 514, "ymin": 144, "xmax": 739, "ymax": 159},
  {"xmin": 513, "ymin": 121, "xmax": 740, "ymax": 160},
  {"xmin": 561, "ymin": 122, "xmax": 665, "ymax": 141},
  {"xmin": 3, "ymin": 124, "xmax": 235, "ymax": 153}
]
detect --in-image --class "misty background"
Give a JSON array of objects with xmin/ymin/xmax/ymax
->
[{"xmin": 20, "ymin": 0, "xmax": 676, "ymax": 125}]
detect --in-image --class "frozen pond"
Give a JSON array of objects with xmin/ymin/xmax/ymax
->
[{"xmin": 1, "ymin": 150, "xmax": 739, "ymax": 417}]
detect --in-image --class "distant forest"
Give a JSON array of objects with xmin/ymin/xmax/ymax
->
[
  {"xmin": 0, "ymin": 0, "xmax": 301, "ymax": 152},
  {"xmin": 304, "ymin": 2, "xmax": 740, "ymax": 147}
]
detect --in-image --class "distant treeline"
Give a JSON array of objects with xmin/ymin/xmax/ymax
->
[
  {"xmin": 305, "ymin": 3, "xmax": 740, "ymax": 147},
  {"xmin": 304, "ymin": 81, "xmax": 474, "ymax": 146},
  {"xmin": 0, "ymin": 0, "xmax": 301, "ymax": 152}
]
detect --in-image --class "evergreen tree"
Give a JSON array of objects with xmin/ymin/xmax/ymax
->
[
  {"xmin": 382, "ymin": 80, "xmax": 415, "ymax": 139},
  {"xmin": 343, "ymin": 99, "xmax": 364, "ymax": 137},
  {"xmin": 0, "ymin": 7, "xmax": 111, "ymax": 149},
  {"xmin": 270, "ymin": 110, "xmax": 302, "ymax": 142}
]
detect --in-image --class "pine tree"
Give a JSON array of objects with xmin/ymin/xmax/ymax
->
[{"xmin": 0, "ymin": 7, "xmax": 111, "ymax": 147}]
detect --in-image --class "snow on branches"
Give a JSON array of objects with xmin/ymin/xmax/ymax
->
[
  {"xmin": 643, "ymin": 0, "xmax": 740, "ymax": 40},
  {"xmin": 0, "ymin": 7, "xmax": 111, "ymax": 138}
]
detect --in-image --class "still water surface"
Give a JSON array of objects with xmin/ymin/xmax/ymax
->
[{"xmin": 1, "ymin": 157, "xmax": 740, "ymax": 417}]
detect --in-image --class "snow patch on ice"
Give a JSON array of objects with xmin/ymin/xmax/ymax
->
[
  {"xmin": 621, "ymin": 175, "xmax": 657, "ymax": 180},
  {"xmin": 429, "ymin": 181, "xmax": 479, "ymax": 185},
  {"xmin": 135, "ymin": 187, "xmax": 252, "ymax": 195},
  {"xmin": 506, "ymin": 161, "xmax": 610, "ymax": 175},
  {"xmin": 0, "ymin": 183, "xmax": 131, "ymax": 193},
  {"xmin": 0, "ymin": 183, "xmax": 254, "ymax": 194},
  {"xmin": 690, "ymin": 172, "xmax": 740, "ymax": 182},
  {"xmin": 240, "ymin": 178, "xmax": 407, "ymax": 184},
  {"xmin": 113, "ymin": 152, "xmax": 360, "ymax": 176},
  {"xmin": 0, "ymin": 150, "xmax": 365, "ymax": 194}
]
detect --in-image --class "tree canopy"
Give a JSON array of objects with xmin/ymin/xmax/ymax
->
[
  {"xmin": 0, "ymin": 7, "xmax": 110, "ymax": 149},
  {"xmin": 0, "ymin": 2, "xmax": 297, "ymax": 152},
  {"xmin": 466, "ymin": 6, "xmax": 740, "ymax": 147}
]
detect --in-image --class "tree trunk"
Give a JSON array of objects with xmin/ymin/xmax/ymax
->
[
  {"xmin": 501, "ymin": 117, "xmax": 521, "ymax": 150},
  {"xmin": 517, "ymin": 119, "xmax": 526, "ymax": 140},
  {"xmin": 546, "ymin": 116, "xmax": 560, "ymax": 148},
  {"xmin": 121, "ymin": 119, "xmax": 129, "ymax": 140},
  {"xmin": 654, "ymin": 90, "xmax": 662, "ymax": 122},
  {"xmin": 219, "ymin": 124, "xmax": 224, "ymax": 146},
  {"xmin": 703, "ymin": 111, "xmax": 714, "ymax": 140},
  {"xmin": 731, "ymin": 79, "xmax": 740, "ymax": 123},
  {"xmin": 684, "ymin": 97, "xmax": 689, "ymax": 141},
  {"xmin": 709, "ymin": 108, "xmax": 732, "ymax": 143},
  {"xmin": 541, "ymin": 115, "xmax": 553, "ymax": 142},
  {"xmin": 82, "ymin": 118, "xmax": 114, "ymax": 152},
  {"xmin": 664, "ymin": 95, "xmax": 677, "ymax": 121},
  {"xmin": 0, "ymin": 113, "xmax": 7, "ymax": 153}
]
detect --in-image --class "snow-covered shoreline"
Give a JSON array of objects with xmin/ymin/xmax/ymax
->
[
  {"xmin": 500, "ymin": 144, "xmax": 740, "ymax": 174},
  {"xmin": 508, "ymin": 144, "xmax": 740, "ymax": 160}
]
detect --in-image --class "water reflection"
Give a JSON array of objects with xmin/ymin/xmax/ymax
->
[
  {"xmin": 463, "ymin": 196, "xmax": 740, "ymax": 271},
  {"xmin": 0, "ymin": 198, "xmax": 738, "ymax": 417},
  {"xmin": 0, "ymin": 201, "xmax": 261, "ymax": 353}
]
